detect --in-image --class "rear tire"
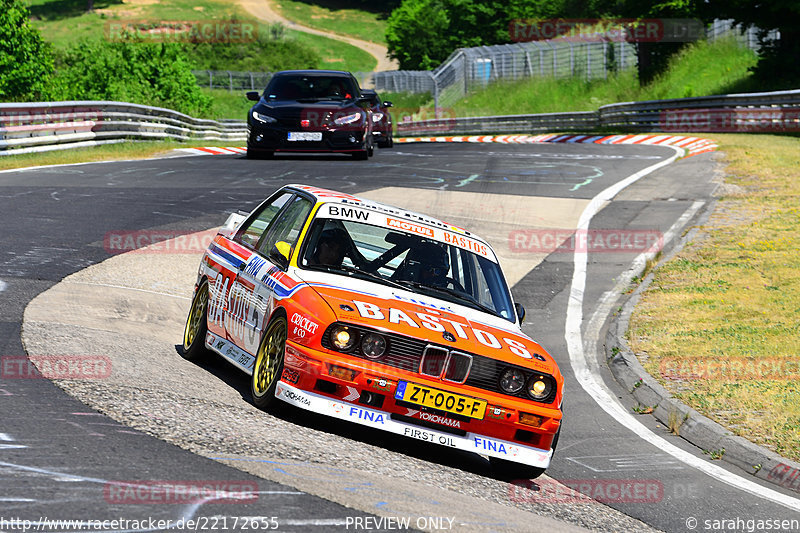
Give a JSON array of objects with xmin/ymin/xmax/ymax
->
[
  {"xmin": 251, "ymin": 315, "xmax": 287, "ymax": 410},
  {"xmin": 182, "ymin": 281, "xmax": 211, "ymax": 362}
]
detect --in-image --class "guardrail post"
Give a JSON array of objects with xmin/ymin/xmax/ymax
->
[
  {"xmin": 207, "ymin": 70, "xmax": 212, "ymax": 90},
  {"xmin": 228, "ymin": 71, "xmax": 233, "ymax": 92}
]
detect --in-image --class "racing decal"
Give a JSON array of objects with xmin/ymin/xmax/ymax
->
[
  {"xmin": 486, "ymin": 406, "xmax": 510, "ymax": 420},
  {"xmin": 369, "ymin": 378, "xmax": 394, "ymax": 392},
  {"xmin": 290, "ymin": 312, "xmax": 319, "ymax": 337},
  {"xmin": 351, "ymin": 299, "xmax": 534, "ymax": 358},
  {"xmin": 320, "ymin": 204, "xmax": 496, "ymax": 262},
  {"xmin": 281, "ymin": 368, "xmax": 300, "ymax": 384},
  {"xmin": 474, "ymin": 436, "xmax": 510, "ymax": 455},
  {"xmin": 274, "ymin": 383, "xmax": 553, "ymax": 468},
  {"xmin": 205, "ymin": 332, "xmax": 255, "ymax": 374},
  {"xmin": 387, "ymin": 217, "xmax": 434, "ymax": 238},
  {"xmin": 326, "ymin": 205, "xmax": 370, "ymax": 221},
  {"xmin": 403, "ymin": 427, "xmax": 457, "ymax": 448},
  {"xmin": 414, "ymin": 411, "xmax": 463, "ymax": 429},
  {"xmin": 347, "ymin": 406, "xmax": 385, "ymax": 424},
  {"xmin": 276, "ymin": 383, "xmax": 311, "ymax": 406}
]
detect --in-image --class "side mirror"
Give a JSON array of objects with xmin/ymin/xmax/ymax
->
[
  {"xmin": 515, "ymin": 303, "xmax": 526, "ymax": 325},
  {"xmin": 246, "ymin": 91, "xmax": 260, "ymax": 102},
  {"xmin": 269, "ymin": 241, "xmax": 291, "ymax": 270},
  {"xmin": 383, "ymin": 101, "xmax": 393, "ymax": 108}
]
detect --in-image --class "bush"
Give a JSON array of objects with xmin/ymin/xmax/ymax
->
[
  {"xmin": 184, "ymin": 29, "xmax": 321, "ymax": 72},
  {"xmin": 49, "ymin": 39, "xmax": 211, "ymax": 116},
  {"xmin": 0, "ymin": 0, "xmax": 54, "ymax": 99}
]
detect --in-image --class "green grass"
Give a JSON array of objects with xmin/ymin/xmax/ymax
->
[
  {"xmin": 0, "ymin": 140, "xmax": 227, "ymax": 171},
  {"xmin": 627, "ymin": 134, "xmax": 800, "ymax": 461},
  {"xmin": 200, "ymin": 89, "xmax": 253, "ymax": 120},
  {"xmin": 26, "ymin": 0, "xmax": 375, "ymax": 71},
  {"xmin": 289, "ymin": 28, "xmax": 376, "ymax": 72},
  {"xmin": 273, "ymin": 0, "xmax": 389, "ymax": 44},
  {"xmin": 443, "ymin": 37, "xmax": 759, "ymax": 118}
]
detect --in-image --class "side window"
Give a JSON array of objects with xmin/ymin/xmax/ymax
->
[
  {"xmin": 236, "ymin": 192, "xmax": 293, "ymax": 249},
  {"xmin": 258, "ymin": 196, "xmax": 314, "ymax": 256}
]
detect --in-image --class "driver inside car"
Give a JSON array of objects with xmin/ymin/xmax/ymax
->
[
  {"xmin": 309, "ymin": 228, "xmax": 348, "ymax": 267},
  {"xmin": 396, "ymin": 241, "xmax": 451, "ymax": 288}
]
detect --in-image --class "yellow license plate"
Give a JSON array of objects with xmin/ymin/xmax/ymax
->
[{"xmin": 395, "ymin": 381, "xmax": 487, "ymax": 419}]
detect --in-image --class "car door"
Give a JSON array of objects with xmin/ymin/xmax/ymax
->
[{"xmin": 227, "ymin": 192, "xmax": 314, "ymax": 356}]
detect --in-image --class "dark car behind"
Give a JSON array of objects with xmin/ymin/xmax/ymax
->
[
  {"xmin": 246, "ymin": 70, "xmax": 374, "ymax": 160},
  {"xmin": 361, "ymin": 88, "xmax": 393, "ymax": 148}
]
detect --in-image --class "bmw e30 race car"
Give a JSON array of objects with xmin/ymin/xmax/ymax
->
[{"xmin": 182, "ymin": 184, "xmax": 563, "ymax": 477}]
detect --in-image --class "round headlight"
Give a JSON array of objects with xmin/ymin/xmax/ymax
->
[
  {"xmin": 527, "ymin": 375, "xmax": 552, "ymax": 401},
  {"xmin": 361, "ymin": 333, "xmax": 387, "ymax": 359},
  {"xmin": 331, "ymin": 325, "xmax": 356, "ymax": 351},
  {"xmin": 499, "ymin": 368, "xmax": 526, "ymax": 394}
]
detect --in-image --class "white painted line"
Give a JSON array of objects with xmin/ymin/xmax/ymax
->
[
  {"xmin": 0, "ymin": 498, "xmax": 36, "ymax": 502},
  {"xmin": 0, "ymin": 433, "xmax": 14, "ymax": 441},
  {"xmin": 67, "ymin": 281, "xmax": 191, "ymax": 300},
  {"xmin": 0, "ymin": 280, "xmax": 7, "ymax": 293},
  {"xmin": 565, "ymin": 148, "xmax": 800, "ymax": 512}
]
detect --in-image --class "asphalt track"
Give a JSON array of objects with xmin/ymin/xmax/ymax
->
[{"xmin": 2, "ymin": 143, "xmax": 799, "ymax": 532}]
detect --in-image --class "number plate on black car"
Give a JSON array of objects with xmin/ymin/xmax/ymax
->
[
  {"xmin": 395, "ymin": 381, "xmax": 487, "ymax": 419},
  {"xmin": 288, "ymin": 132, "xmax": 322, "ymax": 141}
]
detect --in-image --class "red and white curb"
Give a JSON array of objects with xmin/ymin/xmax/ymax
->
[
  {"xmin": 177, "ymin": 146, "xmax": 246, "ymax": 156},
  {"xmin": 178, "ymin": 133, "xmax": 717, "ymax": 159},
  {"xmin": 396, "ymin": 133, "xmax": 717, "ymax": 158}
]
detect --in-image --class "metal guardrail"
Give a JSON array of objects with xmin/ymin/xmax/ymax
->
[
  {"xmin": 3, "ymin": 90, "xmax": 798, "ymax": 156},
  {"xmin": 397, "ymin": 89, "xmax": 800, "ymax": 136},
  {"xmin": 0, "ymin": 101, "xmax": 247, "ymax": 156}
]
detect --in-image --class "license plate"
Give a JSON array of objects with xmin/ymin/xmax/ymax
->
[
  {"xmin": 287, "ymin": 132, "xmax": 322, "ymax": 141},
  {"xmin": 395, "ymin": 381, "xmax": 487, "ymax": 419}
]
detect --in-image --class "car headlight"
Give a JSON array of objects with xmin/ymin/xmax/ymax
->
[
  {"xmin": 333, "ymin": 112, "xmax": 362, "ymax": 125},
  {"xmin": 330, "ymin": 325, "xmax": 357, "ymax": 351},
  {"xmin": 527, "ymin": 375, "xmax": 553, "ymax": 401},
  {"xmin": 371, "ymin": 112, "xmax": 384, "ymax": 122},
  {"xmin": 252, "ymin": 111, "xmax": 277, "ymax": 124},
  {"xmin": 499, "ymin": 368, "xmax": 526, "ymax": 394},
  {"xmin": 360, "ymin": 333, "xmax": 387, "ymax": 359}
]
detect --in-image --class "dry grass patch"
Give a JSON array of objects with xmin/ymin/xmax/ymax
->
[{"xmin": 628, "ymin": 134, "xmax": 800, "ymax": 460}]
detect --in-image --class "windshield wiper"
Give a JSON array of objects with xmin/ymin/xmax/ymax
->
[
  {"xmin": 310, "ymin": 264, "xmax": 406, "ymax": 290},
  {"xmin": 395, "ymin": 281, "xmax": 501, "ymax": 317}
]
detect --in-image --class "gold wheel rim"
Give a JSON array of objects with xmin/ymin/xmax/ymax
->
[
  {"xmin": 254, "ymin": 319, "xmax": 286, "ymax": 396},
  {"xmin": 184, "ymin": 284, "xmax": 208, "ymax": 348}
]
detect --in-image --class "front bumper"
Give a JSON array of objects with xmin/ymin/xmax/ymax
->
[
  {"xmin": 248, "ymin": 123, "xmax": 368, "ymax": 153},
  {"xmin": 277, "ymin": 341, "xmax": 560, "ymax": 469},
  {"xmin": 275, "ymin": 381, "xmax": 553, "ymax": 468}
]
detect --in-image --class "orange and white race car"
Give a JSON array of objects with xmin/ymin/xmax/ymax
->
[{"xmin": 183, "ymin": 184, "xmax": 563, "ymax": 477}]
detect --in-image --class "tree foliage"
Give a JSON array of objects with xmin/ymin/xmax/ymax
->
[
  {"xmin": 386, "ymin": 0, "xmax": 565, "ymax": 70},
  {"xmin": 0, "ymin": 0, "xmax": 54, "ymax": 99},
  {"xmin": 49, "ymin": 39, "xmax": 211, "ymax": 116}
]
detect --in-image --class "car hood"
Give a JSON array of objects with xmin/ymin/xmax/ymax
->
[{"xmin": 295, "ymin": 271, "xmax": 559, "ymax": 376}]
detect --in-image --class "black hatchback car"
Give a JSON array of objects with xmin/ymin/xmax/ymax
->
[{"xmin": 246, "ymin": 70, "xmax": 374, "ymax": 160}]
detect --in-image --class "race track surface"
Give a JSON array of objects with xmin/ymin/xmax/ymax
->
[{"xmin": 3, "ymin": 144, "xmax": 799, "ymax": 532}]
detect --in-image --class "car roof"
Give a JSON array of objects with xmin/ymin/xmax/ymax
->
[
  {"xmin": 285, "ymin": 184, "xmax": 489, "ymax": 244},
  {"xmin": 272, "ymin": 70, "xmax": 354, "ymax": 78}
]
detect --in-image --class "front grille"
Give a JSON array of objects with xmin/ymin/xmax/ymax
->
[
  {"xmin": 321, "ymin": 322, "xmax": 557, "ymax": 404},
  {"xmin": 419, "ymin": 346, "xmax": 448, "ymax": 377}
]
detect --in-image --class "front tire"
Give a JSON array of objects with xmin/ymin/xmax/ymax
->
[
  {"xmin": 251, "ymin": 314, "xmax": 287, "ymax": 410},
  {"xmin": 182, "ymin": 281, "xmax": 211, "ymax": 361}
]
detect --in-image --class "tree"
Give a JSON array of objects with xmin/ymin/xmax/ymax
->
[
  {"xmin": 700, "ymin": 0, "xmax": 800, "ymax": 87},
  {"xmin": 386, "ymin": 0, "xmax": 565, "ymax": 70},
  {"xmin": 0, "ymin": 0, "xmax": 54, "ymax": 99}
]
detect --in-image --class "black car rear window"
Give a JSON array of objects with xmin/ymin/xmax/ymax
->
[{"xmin": 267, "ymin": 75, "xmax": 358, "ymax": 101}]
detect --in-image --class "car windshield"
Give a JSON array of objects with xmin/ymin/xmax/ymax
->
[
  {"xmin": 299, "ymin": 216, "xmax": 515, "ymax": 322},
  {"xmin": 266, "ymin": 75, "xmax": 357, "ymax": 101}
]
